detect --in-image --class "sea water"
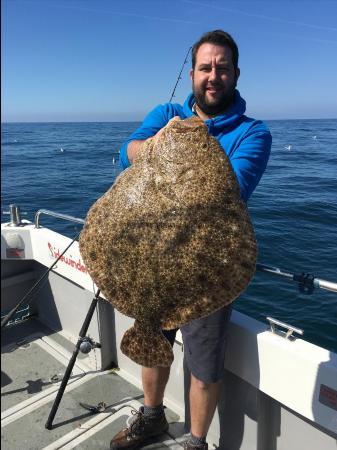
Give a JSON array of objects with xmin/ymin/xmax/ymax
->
[{"xmin": 1, "ymin": 119, "xmax": 337, "ymax": 353}]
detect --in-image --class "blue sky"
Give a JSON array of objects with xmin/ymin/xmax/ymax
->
[{"xmin": 2, "ymin": 0, "xmax": 337, "ymax": 122}]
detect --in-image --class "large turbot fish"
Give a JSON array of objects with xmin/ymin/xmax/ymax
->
[{"xmin": 79, "ymin": 116, "xmax": 257, "ymax": 367}]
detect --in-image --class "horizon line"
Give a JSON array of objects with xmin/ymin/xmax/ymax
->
[{"xmin": 2, "ymin": 117, "xmax": 337, "ymax": 125}]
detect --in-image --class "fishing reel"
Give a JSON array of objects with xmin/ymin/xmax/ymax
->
[
  {"xmin": 79, "ymin": 336, "xmax": 101, "ymax": 354},
  {"xmin": 293, "ymin": 272, "xmax": 315, "ymax": 295}
]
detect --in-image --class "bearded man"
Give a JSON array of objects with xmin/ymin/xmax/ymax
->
[{"xmin": 110, "ymin": 30, "xmax": 272, "ymax": 450}]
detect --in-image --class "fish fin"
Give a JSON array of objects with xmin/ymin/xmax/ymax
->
[{"xmin": 120, "ymin": 322, "xmax": 174, "ymax": 367}]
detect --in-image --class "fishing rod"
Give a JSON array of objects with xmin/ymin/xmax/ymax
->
[
  {"xmin": 256, "ymin": 263, "xmax": 337, "ymax": 294},
  {"xmin": 45, "ymin": 288, "xmax": 101, "ymax": 430},
  {"xmin": 169, "ymin": 46, "xmax": 192, "ymax": 103},
  {"xmin": 1, "ymin": 230, "xmax": 81, "ymax": 329}
]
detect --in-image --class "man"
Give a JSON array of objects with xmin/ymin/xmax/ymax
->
[{"xmin": 110, "ymin": 30, "xmax": 272, "ymax": 450}]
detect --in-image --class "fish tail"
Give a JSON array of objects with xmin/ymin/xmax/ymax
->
[{"xmin": 120, "ymin": 321, "xmax": 174, "ymax": 367}]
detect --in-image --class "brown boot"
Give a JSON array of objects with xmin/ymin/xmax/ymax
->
[{"xmin": 110, "ymin": 406, "xmax": 169, "ymax": 449}]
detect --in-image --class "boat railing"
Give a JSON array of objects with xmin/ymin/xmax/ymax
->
[{"xmin": 34, "ymin": 209, "xmax": 85, "ymax": 228}]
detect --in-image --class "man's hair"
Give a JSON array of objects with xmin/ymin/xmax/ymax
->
[{"xmin": 191, "ymin": 30, "xmax": 239, "ymax": 70}]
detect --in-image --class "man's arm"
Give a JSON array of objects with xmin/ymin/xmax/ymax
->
[{"xmin": 230, "ymin": 122, "xmax": 272, "ymax": 202}]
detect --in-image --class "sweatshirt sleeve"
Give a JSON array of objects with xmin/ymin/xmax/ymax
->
[
  {"xmin": 119, "ymin": 105, "xmax": 172, "ymax": 170},
  {"xmin": 230, "ymin": 122, "xmax": 272, "ymax": 202}
]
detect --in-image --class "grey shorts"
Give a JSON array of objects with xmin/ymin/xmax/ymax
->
[{"xmin": 162, "ymin": 304, "xmax": 232, "ymax": 384}]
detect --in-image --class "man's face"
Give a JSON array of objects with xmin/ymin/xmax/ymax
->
[{"xmin": 190, "ymin": 43, "xmax": 240, "ymax": 116}]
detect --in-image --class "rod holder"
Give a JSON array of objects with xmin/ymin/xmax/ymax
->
[{"xmin": 8, "ymin": 204, "xmax": 22, "ymax": 227}]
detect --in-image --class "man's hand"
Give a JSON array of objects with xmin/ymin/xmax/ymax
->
[
  {"xmin": 127, "ymin": 127, "xmax": 166, "ymax": 165},
  {"xmin": 127, "ymin": 139, "xmax": 147, "ymax": 164},
  {"xmin": 127, "ymin": 118, "xmax": 182, "ymax": 164}
]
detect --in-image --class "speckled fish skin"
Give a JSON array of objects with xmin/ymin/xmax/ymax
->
[{"xmin": 79, "ymin": 116, "xmax": 257, "ymax": 367}]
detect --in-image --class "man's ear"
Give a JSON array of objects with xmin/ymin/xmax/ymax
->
[
  {"xmin": 189, "ymin": 68, "xmax": 194, "ymax": 81},
  {"xmin": 235, "ymin": 67, "xmax": 240, "ymax": 81}
]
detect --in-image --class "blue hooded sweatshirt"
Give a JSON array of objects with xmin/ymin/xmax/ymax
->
[{"xmin": 119, "ymin": 90, "xmax": 272, "ymax": 202}]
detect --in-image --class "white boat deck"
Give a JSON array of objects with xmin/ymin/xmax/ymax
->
[{"xmin": 1, "ymin": 318, "xmax": 187, "ymax": 449}]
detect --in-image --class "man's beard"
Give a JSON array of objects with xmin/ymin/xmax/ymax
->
[{"xmin": 193, "ymin": 82, "xmax": 237, "ymax": 117}]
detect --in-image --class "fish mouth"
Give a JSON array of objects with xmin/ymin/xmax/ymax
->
[{"xmin": 171, "ymin": 116, "xmax": 205, "ymax": 132}]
